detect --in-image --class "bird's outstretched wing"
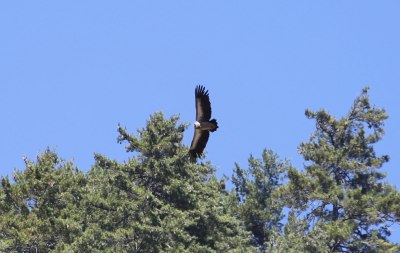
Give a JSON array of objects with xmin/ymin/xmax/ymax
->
[
  {"xmin": 189, "ymin": 129, "xmax": 210, "ymax": 159},
  {"xmin": 195, "ymin": 85, "xmax": 212, "ymax": 122}
]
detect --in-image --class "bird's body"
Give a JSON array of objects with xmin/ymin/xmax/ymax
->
[
  {"xmin": 194, "ymin": 120, "xmax": 218, "ymax": 131},
  {"xmin": 189, "ymin": 85, "xmax": 218, "ymax": 159}
]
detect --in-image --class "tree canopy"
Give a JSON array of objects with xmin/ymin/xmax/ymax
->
[{"xmin": 1, "ymin": 88, "xmax": 399, "ymax": 252}]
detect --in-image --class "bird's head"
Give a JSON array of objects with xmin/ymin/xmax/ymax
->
[{"xmin": 194, "ymin": 121, "xmax": 201, "ymax": 129}]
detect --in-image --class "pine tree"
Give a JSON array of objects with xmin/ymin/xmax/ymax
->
[
  {"xmin": 282, "ymin": 88, "xmax": 400, "ymax": 252},
  {"xmin": 232, "ymin": 149, "xmax": 288, "ymax": 251},
  {"xmin": 0, "ymin": 149, "xmax": 87, "ymax": 252},
  {"xmin": 73, "ymin": 112, "xmax": 255, "ymax": 252}
]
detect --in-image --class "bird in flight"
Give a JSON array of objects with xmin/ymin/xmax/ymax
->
[{"xmin": 189, "ymin": 85, "xmax": 218, "ymax": 159}]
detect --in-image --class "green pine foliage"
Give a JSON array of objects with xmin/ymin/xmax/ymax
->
[
  {"xmin": 1, "ymin": 89, "xmax": 399, "ymax": 252},
  {"xmin": 232, "ymin": 149, "xmax": 288, "ymax": 250},
  {"xmin": 280, "ymin": 88, "xmax": 400, "ymax": 252},
  {"xmin": 0, "ymin": 150, "xmax": 87, "ymax": 252},
  {"xmin": 73, "ymin": 112, "xmax": 254, "ymax": 252}
]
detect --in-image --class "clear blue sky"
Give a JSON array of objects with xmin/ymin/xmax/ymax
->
[{"xmin": 1, "ymin": 1, "xmax": 399, "ymax": 243}]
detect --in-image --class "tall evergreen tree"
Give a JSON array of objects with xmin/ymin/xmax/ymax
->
[
  {"xmin": 232, "ymin": 149, "xmax": 288, "ymax": 250},
  {"xmin": 282, "ymin": 88, "xmax": 400, "ymax": 252},
  {"xmin": 0, "ymin": 149, "xmax": 87, "ymax": 252},
  {"xmin": 74, "ymin": 112, "xmax": 255, "ymax": 252}
]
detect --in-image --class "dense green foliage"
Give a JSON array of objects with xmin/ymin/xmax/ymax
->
[
  {"xmin": 274, "ymin": 88, "xmax": 400, "ymax": 252},
  {"xmin": 0, "ymin": 152, "xmax": 86, "ymax": 252},
  {"xmin": 1, "ymin": 88, "xmax": 399, "ymax": 252},
  {"xmin": 232, "ymin": 149, "xmax": 288, "ymax": 250}
]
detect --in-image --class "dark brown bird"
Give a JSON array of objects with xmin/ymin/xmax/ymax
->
[{"xmin": 189, "ymin": 85, "xmax": 218, "ymax": 159}]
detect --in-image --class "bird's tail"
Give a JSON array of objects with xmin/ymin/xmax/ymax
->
[{"xmin": 210, "ymin": 119, "xmax": 218, "ymax": 132}]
